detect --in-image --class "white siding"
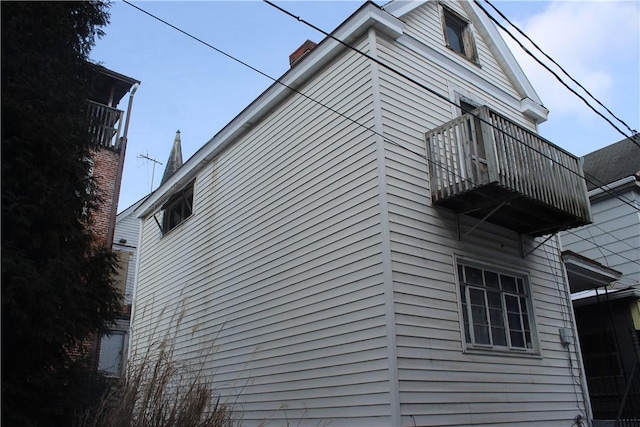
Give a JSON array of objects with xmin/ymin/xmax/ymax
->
[
  {"xmin": 132, "ymin": 2, "xmax": 588, "ymax": 426},
  {"xmin": 562, "ymin": 188, "xmax": 640, "ymax": 285},
  {"xmin": 374, "ymin": 16, "xmax": 588, "ymax": 425},
  {"xmin": 113, "ymin": 206, "xmax": 141, "ymax": 304},
  {"xmin": 132, "ymin": 40, "xmax": 394, "ymax": 426},
  {"xmin": 398, "ymin": 1, "xmax": 523, "ymax": 102}
]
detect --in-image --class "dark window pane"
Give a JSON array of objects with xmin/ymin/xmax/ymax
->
[
  {"xmin": 474, "ymin": 324, "xmax": 490, "ymax": 344},
  {"xmin": 472, "ymin": 305, "xmax": 488, "ymax": 324},
  {"xmin": 487, "ymin": 290, "xmax": 502, "ymax": 309},
  {"xmin": 446, "ymin": 22, "xmax": 465, "ymax": 54},
  {"xmin": 510, "ymin": 330, "xmax": 525, "ymax": 348},
  {"xmin": 465, "ymin": 266, "xmax": 483, "ymax": 285},
  {"xmin": 508, "ymin": 313, "xmax": 523, "ymax": 333},
  {"xmin": 492, "ymin": 327, "xmax": 507, "ymax": 346},
  {"xmin": 485, "ymin": 271, "xmax": 499, "ymax": 288},
  {"xmin": 489, "ymin": 308, "xmax": 505, "ymax": 328},
  {"xmin": 517, "ymin": 278, "xmax": 525, "ymax": 294},
  {"xmin": 505, "ymin": 294, "xmax": 520, "ymax": 312},
  {"xmin": 501, "ymin": 275, "xmax": 517, "ymax": 292}
]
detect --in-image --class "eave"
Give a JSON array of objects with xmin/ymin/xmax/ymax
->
[{"xmin": 137, "ymin": 2, "xmax": 404, "ymax": 218}]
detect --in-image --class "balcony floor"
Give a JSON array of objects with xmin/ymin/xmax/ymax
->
[{"xmin": 435, "ymin": 183, "xmax": 591, "ymax": 237}]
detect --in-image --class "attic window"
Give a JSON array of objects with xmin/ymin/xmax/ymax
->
[
  {"xmin": 162, "ymin": 183, "xmax": 194, "ymax": 234},
  {"xmin": 442, "ymin": 6, "xmax": 477, "ymax": 62}
]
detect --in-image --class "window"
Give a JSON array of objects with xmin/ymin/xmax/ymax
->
[
  {"xmin": 457, "ymin": 260, "xmax": 536, "ymax": 352},
  {"xmin": 162, "ymin": 183, "xmax": 194, "ymax": 234},
  {"xmin": 442, "ymin": 6, "xmax": 477, "ymax": 62}
]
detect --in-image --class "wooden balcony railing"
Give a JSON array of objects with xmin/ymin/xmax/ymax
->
[
  {"xmin": 87, "ymin": 100, "xmax": 124, "ymax": 150},
  {"xmin": 425, "ymin": 106, "xmax": 591, "ymax": 236}
]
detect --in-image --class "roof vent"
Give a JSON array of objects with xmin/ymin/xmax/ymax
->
[{"xmin": 289, "ymin": 40, "xmax": 317, "ymax": 67}]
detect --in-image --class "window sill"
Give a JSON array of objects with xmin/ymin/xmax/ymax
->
[
  {"xmin": 161, "ymin": 213, "xmax": 194, "ymax": 238},
  {"xmin": 463, "ymin": 345, "xmax": 542, "ymax": 359},
  {"xmin": 445, "ymin": 45, "xmax": 481, "ymax": 67}
]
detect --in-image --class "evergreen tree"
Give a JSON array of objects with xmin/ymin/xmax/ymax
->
[{"xmin": 1, "ymin": 2, "xmax": 123, "ymax": 425}]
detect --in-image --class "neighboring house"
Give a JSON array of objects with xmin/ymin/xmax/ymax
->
[
  {"xmin": 100, "ymin": 130, "xmax": 183, "ymax": 377},
  {"xmin": 100, "ymin": 196, "xmax": 146, "ymax": 377},
  {"xmin": 561, "ymin": 137, "xmax": 640, "ymax": 425},
  {"xmin": 130, "ymin": 1, "xmax": 593, "ymax": 425},
  {"xmin": 86, "ymin": 66, "xmax": 140, "ymax": 374}
]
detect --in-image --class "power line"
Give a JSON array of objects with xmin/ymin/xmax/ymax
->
[
  {"xmin": 481, "ymin": 0, "xmax": 638, "ymax": 138},
  {"xmin": 564, "ymin": 229, "xmax": 640, "ymax": 269},
  {"xmin": 120, "ymin": 0, "xmax": 477, "ymax": 193},
  {"xmin": 263, "ymin": 0, "xmax": 640, "ymax": 213},
  {"xmin": 123, "ymin": 0, "xmax": 640, "ymax": 269},
  {"xmin": 472, "ymin": 0, "xmax": 640, "ymax": 148}
]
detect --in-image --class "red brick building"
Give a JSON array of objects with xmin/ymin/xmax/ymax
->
[{"xmin": 83, "ymin": 66, "xmax": 140, "ymax": 371}]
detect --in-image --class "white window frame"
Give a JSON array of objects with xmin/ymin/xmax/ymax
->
[{"xmin": 455, "ymin": 257, "xmax": 539, "ymax": 355}]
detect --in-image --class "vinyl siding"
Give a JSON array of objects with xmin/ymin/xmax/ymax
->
[
  {"xmin": 374, "ymin": 17, "xmax": 588, "ymax": 425},
  {"xmin": 113, "ymin": 208, "xmax": 141, "ymax": 304},
  {"xmin": 132, "ymin": 39, "xmax": 394, "ymax": 426},
  {"xmin": 562, "ymin": 188, "xmax": 640, "ymax": 284},
  {"xmin": 398, "ymin": 1, "xmax": 522, "ymax": 101}
]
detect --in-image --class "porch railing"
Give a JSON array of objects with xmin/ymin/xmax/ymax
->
[
  {"xmin": 425, "ymin": 106, "xmax": 591, "ymax": 224},
  {"xmin": 87, "ymin": 100, "xmax": 124, "ymax": 150}
]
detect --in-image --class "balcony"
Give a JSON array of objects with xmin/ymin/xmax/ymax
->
[
  {"xmin": 425, "ymin": 106, "xmax": 591, "ymax": 237},
  {"xmin": 87, "ymin": 100, "xmax": 124, "ymax": 151}
]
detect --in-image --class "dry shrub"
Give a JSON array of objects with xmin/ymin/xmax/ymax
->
[{"xmin": 78, "ymin": 336, "xmax": 238, "ymax": 427}]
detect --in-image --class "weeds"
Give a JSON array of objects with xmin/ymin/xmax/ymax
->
[{"xmin": 77, "ymin": 334, "xmax": 238, "ymax": 427}]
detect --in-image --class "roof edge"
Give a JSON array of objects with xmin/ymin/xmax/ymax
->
[{"xmin": 137, "ymin": 3, "xmax": 404, "ymax": 218}]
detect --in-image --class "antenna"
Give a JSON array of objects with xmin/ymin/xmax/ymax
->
[{"xmin": 137, "ymin": 153, "xmax": 163, "ymax": 192}]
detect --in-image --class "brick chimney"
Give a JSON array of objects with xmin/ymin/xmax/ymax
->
[{"xmin": 289, "ymin": 40, "xmax": 317, "ymax": 67}]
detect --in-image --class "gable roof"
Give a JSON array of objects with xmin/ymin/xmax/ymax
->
[
  {"xmin": 137, "ymin": 0, "xmax": 546, "ymax": 218},
  {"xmin": 583, "ymin": 136, "xmax": 640, "ymax": 190}
]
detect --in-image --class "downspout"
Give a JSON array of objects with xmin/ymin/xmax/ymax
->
[{"xmin": 106, "ymin": 83, "xmax": 139, "ymax": 248}]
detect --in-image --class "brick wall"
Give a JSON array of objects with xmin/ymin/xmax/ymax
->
[
  {"xmin": 82, "ymin": 146, "xmax": 122, "ymax": 371},
  {"xmin": 91, "ymin": 147, "xmax": 121, "ymax": 248}
]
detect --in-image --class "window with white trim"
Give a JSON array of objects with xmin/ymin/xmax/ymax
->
[{"xmin": 457, "ymin": 260, "xmax": 536, "ymax": 352}]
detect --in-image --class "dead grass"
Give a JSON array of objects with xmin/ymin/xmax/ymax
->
[{"xmin": 77, "ymin": 335, "xmax": 238, "ymax": 427}]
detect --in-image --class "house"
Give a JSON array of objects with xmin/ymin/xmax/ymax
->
[
  {"xmin": 99, "ymin": 130, "xmax": 183, "ymax": 376},
  {"xmin": 560, "ymin": 137, "xmax": 640, "ymax": 425},
  {"xmin": 86, "ymin": 66, "xmax": 140, "ymax": 373},
  {"xmin": 130, "ymin": 1, "xmax": 593, "ymax": 425}
]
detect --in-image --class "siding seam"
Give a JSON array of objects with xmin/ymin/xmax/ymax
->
[{"xmin": 370, "ymin": 27, "xmax": 401, "ymax": 427}]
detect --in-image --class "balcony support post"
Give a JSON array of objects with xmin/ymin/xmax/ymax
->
[
  {"xmin": 458, "ymin": 199, "xmax": 509, "ymax": 241},
  {"xmin": 521, "ymin": 233, "xmax": 555, "ymax": 258}
]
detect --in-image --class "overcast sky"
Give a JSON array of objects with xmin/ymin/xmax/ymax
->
[{"xmin": 89, "ymin": 1, "xmax": 640, "ymax": 212}]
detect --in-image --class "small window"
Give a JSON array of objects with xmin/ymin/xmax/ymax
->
[
  {"xmin": 162, "ymin": 183, "xmax": 194, "ymax": 234},
  {"xmin": 442, "ymin": 6, "xmax": 477, "ymax": 62},
  {"xmin": 457, "ymin": 260, "xmax": 536, "ymax": 353}
]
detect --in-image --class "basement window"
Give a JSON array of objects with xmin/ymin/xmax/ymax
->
[
  {"xmin": 162, "ymin": 183, "xmax": 194, "ymax": 234},
  {"xmin": 442, "ymin": 6, "xmax": 477, "ymax": 62},
  {"xmin": 457, "ymin": 259, "xmax": 537, "ymax": 354}
]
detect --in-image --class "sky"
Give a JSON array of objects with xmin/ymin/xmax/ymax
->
[{"xmin": 88, "ymin": 1, "xmax": 640, "ymax": 212}]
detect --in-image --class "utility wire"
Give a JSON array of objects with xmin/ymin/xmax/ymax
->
[
  {"xmin": 123, "ymin": 0, "xmax": 640, "ymax": 281},
  {"xmin": 121, "ymin": 0, "xmax": 478, "ymax": 192},
  {"xmin": 263, "ymin": 0, "xmax": 640, "ymax": 213},
  {"xmin": 481, "ymin": 0, "xmax": 638, "ymax": 138},
  {"xmin": 124, "ymin": 0, "xmax": 640, "ymax": 267},
  {"xmin": 565, "ymin": 229, "xmax": 640, "ymax": 269},
  {"xmin": 472, "ymin": 0, "xmax": 640, "ymax": 148}
]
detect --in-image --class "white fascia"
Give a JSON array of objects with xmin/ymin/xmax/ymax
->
[
  {"xmin": 385, "ymin": 0, "xmax": 549, "ymax": 123},
  {"xmin": 136, "ymin": 3, "xmax": 404, "ymax": 219},
  {"xmin": 462, "ymin": 1, "xmax": 548, "ymax": 123}
]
